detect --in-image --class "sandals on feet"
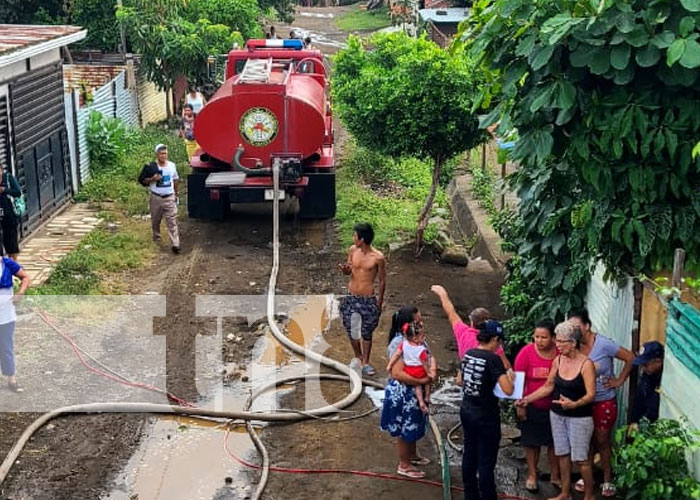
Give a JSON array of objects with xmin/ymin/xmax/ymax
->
[
  {"xmin": 410, "ymin": 456, "xmax": 431, "ymax": 466},
  {"xmin": 362, "ymin": 365, "xmax": 376, "ymax": 376},
  {"xmin": 525, "ymin": 478, "xmax": 539, "ymax": 492},
  {"xmin": 574, "ymin": 478, "xmax": 585, "ymax": 492},
  {"xmin": 397, "ymin": 467, "xmax": 425, "ymax": 479},
  {"xmin": 601, "ymin": 482, "xmax": 616, "ymax": 497},
  {"xmin": 8, "ymin": 382, "xmax": 23, "ymax": 393}
]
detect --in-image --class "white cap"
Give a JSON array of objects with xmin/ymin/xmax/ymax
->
[{"xmin": 155, "ymin": 143, "xmax": 167, "ymax": 153}]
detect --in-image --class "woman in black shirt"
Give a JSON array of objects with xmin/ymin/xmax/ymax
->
[
  {"xmin": 0, "ymin": 166, "xmax": 21, "ymax": 260},
  {"xmin": 517, "ymin": 321, "xmax": 596, "ymax": 500},
  {"xmin": 460, "ymin": 320, "xmax": 514, "ymax": 500}
]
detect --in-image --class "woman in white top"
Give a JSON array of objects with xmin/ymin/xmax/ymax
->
[
  {"xmin": 0, "ymin": 255, "xmax": 30, "ymax": 392},
  {"xmin": 185, "ymin": 86, "xmax": 206, "ymax": 115}
]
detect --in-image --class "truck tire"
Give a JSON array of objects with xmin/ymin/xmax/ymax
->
[{"xmin": 300, "ymin": 172, "xmax": 336, "ymax": 219}]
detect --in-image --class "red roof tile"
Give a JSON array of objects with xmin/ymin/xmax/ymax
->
[{"xmin": 0, "ymin": 24, "xmax": 84, "ymax": 55}]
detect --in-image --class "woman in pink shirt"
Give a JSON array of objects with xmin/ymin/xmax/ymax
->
[{"xmin": 514, "ymin": 319, "xmax": 561, "ymax": 492}]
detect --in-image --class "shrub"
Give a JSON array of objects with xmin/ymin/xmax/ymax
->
[
  {"xmin": 85, "ymin": 112, "xmax": 134, "ymax": 173},
  {"xmin": 614, "ymin": 418, "xmax": 700, "ymax": 500}
]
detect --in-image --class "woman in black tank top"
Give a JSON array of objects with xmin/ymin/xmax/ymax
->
[
  {"xmin": 516, "ymin": 321, "xmax": 596, "ymax": 500},
  {"xmin": 551, "ymin": 355, "xmax": 593, "ymax": 417}
]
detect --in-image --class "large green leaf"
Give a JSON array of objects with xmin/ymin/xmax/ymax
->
[
  {"xmin": 680, "ymin": 39, "xmax": 700, "ymax": 68},
  {"xmin": 589, "ymin": 48, "xmax": 611, "ymax": 74},
  {"xmin": 530, "ymin": 84, "xmax": 555, "ymax": 112},
  {"xmin": 667, "ymin": 38, "xmax": 686, "ymax": 66},
  {"xmin": 569, "ymin": 43, "xmax": 597, "ymax": 67},
  {"xmin": 680, "ymin": 16, "xmax": 696, "ymax": 37},
  {"xmin": 635, "ymin": 45, "xmax": 661, "ymax": 67},
  {"xmin": 530, "ymin": 44, "xmax": 555, "ymax": 71},
  {"xmin": 680, "ymin": 0, "xmax": 700, "ymax": 12},
  {"xmin": 614, "ymin": 11, "xmax": 636, "ymax": 33},
  {"xmin": 556, "ymin": 80, "xmax": 577, "ymax": 109},
  {"xmin": 611, "ymin": 44, "xmax": 631, "ymax": 70}
]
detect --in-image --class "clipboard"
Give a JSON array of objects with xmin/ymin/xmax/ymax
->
[{"xmin": 493, "ymin": 371, "xmax": 525, "ymax": 400}]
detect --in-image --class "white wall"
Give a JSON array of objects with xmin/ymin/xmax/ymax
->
[
  {"xmin": 29, "ymin": 48, "xmax": 60, "ymax": 71},
  {"xmin": 0, "ymin": 60, "xmax": 27, "ymax": 83}
]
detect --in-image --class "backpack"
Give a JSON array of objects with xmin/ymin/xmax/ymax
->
[{"xmin": 138, "ymin": 162, "xmax": 159, "ymax": 187}]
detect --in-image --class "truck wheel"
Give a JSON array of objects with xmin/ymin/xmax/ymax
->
[{"xmin": 300, "ymin": 172, "xmax": 336, "ymax": 219}]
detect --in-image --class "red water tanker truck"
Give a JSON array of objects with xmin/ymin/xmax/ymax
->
[{"xmin": 187, "ymin": 39, "xmax": 335, "ymax": 220}]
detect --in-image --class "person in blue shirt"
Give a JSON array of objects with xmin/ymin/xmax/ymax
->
[
  {"xmin": 630, "ymin": 341, "xmax": 664, "ymax": 425},
  {"xmin": 0, "ymin": 256, "xmax": 30, "ymax": 392}
]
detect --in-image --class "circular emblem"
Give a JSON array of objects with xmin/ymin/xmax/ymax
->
[{"xmin": 239, "ymin": 107, "xmax": 278, "ymax": 147}]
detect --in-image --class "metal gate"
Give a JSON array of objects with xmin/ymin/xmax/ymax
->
[
  {"xmin": 12, "ymin": 63, "xmax": 71, "ymax": 232},
  {"xmin": 0, "ymin": 88, "xmax": 9, "ymax": 170}
]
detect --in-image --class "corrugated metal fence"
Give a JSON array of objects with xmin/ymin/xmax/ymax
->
[
  {"xmin": 660, "ymin": 299, "xmax": 700, "ymax": 479},
  {"xmin": 65, "ymin": 69, "xmax": 141, "ymax": 186},
  {"xmin": 585, "ymin": 261, "xmax": 635, "ymax": 426}
]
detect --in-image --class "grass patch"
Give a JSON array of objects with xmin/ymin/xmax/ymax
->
[
  {"xmin": 75, "ymin": 124, "xmax": 188, "ymax": 215},
  {"xmin": 336, "ymin": 142, "xmax": 451, "ymax": 249},
  {"xmin": 335, "ymin": 4, "xmax": 391, "ymax": 32}
]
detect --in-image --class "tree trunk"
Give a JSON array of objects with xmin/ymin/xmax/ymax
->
[
  {"xmin": 415, "ymin": 156, "xmax": 443, "ymax": 255},
  {"xmin": 164, "ymin": 80, "xmax": 172, "ymax": 119},
  {"xmin": 171, "ymin": 86, "xmax": 178, "ymax": 119}
]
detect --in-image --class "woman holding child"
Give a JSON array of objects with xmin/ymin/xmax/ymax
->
[{"xmin": 380, "ymin": 306, "xmax": 433, "ymax": 479}]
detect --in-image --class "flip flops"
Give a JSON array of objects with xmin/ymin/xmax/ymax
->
[
  {"xmin": 410, "ymin": 456, "xmax": 431, "ymax": 466},
  {"xmin": 8, "ymin": 381, "xmax": 23, "ymax": 393},
  {"xmin": 601, "ymin": 482, "xmax": 616, "ymax": 497},
  {"xmin": 362, "ymin": 365, "xmax": 376, "ymax": 376},
  {"xmin": 574, "ymin": 478, "xmax": 585, "ymax": 492},
  {"xmin": 397, "ymin": 467, "xmax": 425, "ymax": 479},
  {"xmin": 525, "ymin": 478, "xmax": 539, "ymax": 492}
]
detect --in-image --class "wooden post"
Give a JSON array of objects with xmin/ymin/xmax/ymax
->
[
  {"xmin": 481, "ymin": 143, "xmax": 486, "ymax": 173},
  {"xmin": 500, "ymin": 160, "xmax": 506, "ymax": 210},
  {"xmin": 672, "ymin": 248, "xmax": 686, "ymax": 291}
]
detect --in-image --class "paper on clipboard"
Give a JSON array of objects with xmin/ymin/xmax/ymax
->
[{"xmin": 493, "ymin": 371, "xmax": 525, "ymax": 400}]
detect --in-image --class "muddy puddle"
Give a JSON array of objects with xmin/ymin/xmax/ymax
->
[{"xmin": 104, "ymin": 295, "xmax": 336, "ymax": 500}]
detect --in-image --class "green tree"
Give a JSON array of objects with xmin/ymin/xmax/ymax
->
[
  {"xmin": 463, "ymin": 0, "xmax": 700, "ymax": 333},
  {"xmin": 333, "ymin": 33, "xmax": 487, "ymax": 249},
  {"xmin": 72, "ymin": 0, "xmax": 130, "ymax": 52},
  {"xmin": 0, "ymin": 0, "xmax": 64, "ymax": 24},
  {"xmin": 185, "ymin": 0, "xmax": 263, "ymax": 40},
  {"xmin": 118, "ymin": 0, "xmax": 243, "ymax": 117}
]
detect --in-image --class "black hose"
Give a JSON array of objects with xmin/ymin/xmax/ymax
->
[{"xmin": 233, "ymin": 145, "xmax": 271, "ymax": 176}]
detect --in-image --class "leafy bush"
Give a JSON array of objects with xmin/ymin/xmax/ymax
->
[
  {"xmin": 464, "ymin": 0, "xmax": 700, "ymax": 329},
  {"xmin": 614, "ymin": 419, "xmax": 700, "ymax": 500},
  {"xmin": 85, "ymin": 112, "xmax": 134, "ymax": 173}
]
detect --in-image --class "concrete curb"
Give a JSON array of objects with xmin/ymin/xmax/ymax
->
[{"xmin": 447, "ymin": 174, "xmax": 510, "ymax": 271}]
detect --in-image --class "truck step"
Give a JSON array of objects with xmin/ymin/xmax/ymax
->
[{"xmin": 205, "ymin": 172, "xmax": 247, "ymax": 187}]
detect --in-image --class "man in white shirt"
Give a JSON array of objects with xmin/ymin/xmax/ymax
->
[{"xmin": 143, "ymin": 144, "xmax": 180, "ymax": 254}]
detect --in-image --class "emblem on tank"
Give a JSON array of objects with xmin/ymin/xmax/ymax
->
[{"xmin": 239, "ymin": 107, "xmax": 278, "ymax": 147}]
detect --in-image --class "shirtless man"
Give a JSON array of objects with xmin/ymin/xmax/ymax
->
[{"xmin": 339, "ymin": 223, "xmax": 386, "ymax": 376}]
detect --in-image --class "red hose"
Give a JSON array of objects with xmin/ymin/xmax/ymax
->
[
  {"xmin": 35, "ymin": 308, "xmax": 194, "ymax": 408},
  {"xmin": 223, "ymin": 426, "xmax": 535, "ymax": 500}
]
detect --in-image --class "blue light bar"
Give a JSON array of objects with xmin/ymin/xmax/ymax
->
[{"xmin": 265, "ymin": 39, "xmax": 304, "ymax": 50}]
